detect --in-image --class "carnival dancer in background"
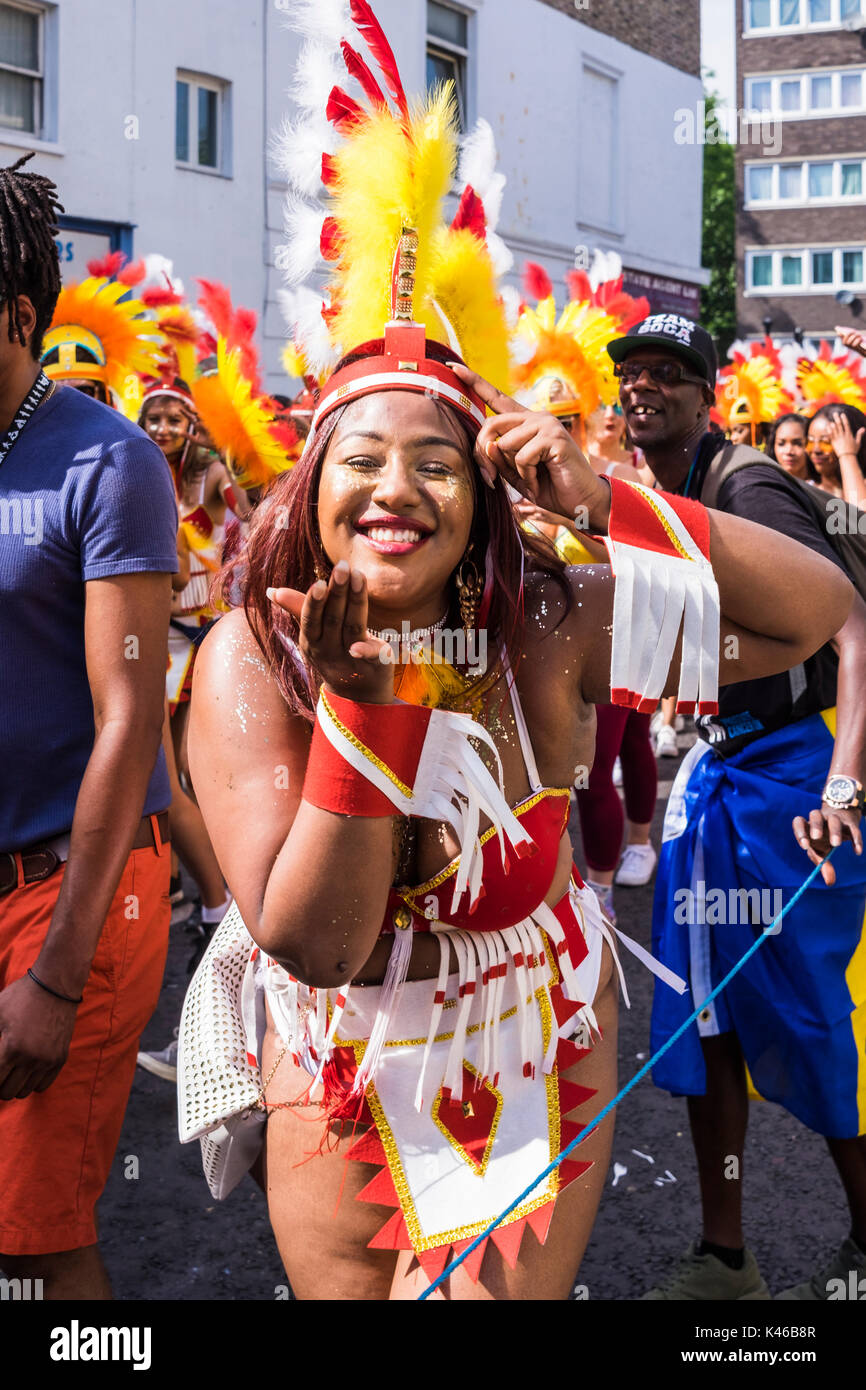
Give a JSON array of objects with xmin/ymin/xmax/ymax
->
[
  {"xmin": 805, "ymin": 404, "xmax": 866, "ymax": 509},
  {"xmin": 176, "ymin": 2, "xmax": 850, "ymax": 1302},
  {"xmin": 606, "ymin": 314, "xmax": 866, "ymax": 1302},
  {"xmin": 512, "ymin": 260, "xmax": 657, "ymax": 909},
  {"xmin": 0, "ymin": 155, "xmax": 177, "ymax": 1297},
  {"xmin": 766, "ymin": 412, "xmax": 814, "ymax": 482},
  {"xmin": 712, "ymin": 337, "xmax": 793, "ymax": 452}
]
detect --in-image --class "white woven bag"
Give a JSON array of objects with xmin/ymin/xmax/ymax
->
[{"xmin": 176, "ymin": 900, "xmax": 266, "ymax": 1199}]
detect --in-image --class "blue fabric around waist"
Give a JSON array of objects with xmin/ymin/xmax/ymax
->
[{"xmin": 650, "ymin": 713, "xmax": 866, "ymax": 1138}]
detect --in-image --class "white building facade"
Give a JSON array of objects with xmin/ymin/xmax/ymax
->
[{"xmin": 0, "ymin": 0, "xmax": 708, "ymax": 394}]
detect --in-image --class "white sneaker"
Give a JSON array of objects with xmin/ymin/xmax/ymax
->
[
  {"xmin": 615, "ymin": 843, "xmax": 657, "ymax": 887},
  {"xmin": 655, "ymin": 724, "xmax": 679, "ymax": 758},
  {"xmin": 612, "ymin": 756, "xmax": 623, "ymax": 787},
  {"xmin": 137, "ymin": 1031, "xmax": 178, "ymax": 1082}
]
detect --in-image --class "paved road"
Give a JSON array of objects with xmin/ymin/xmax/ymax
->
[{"xmin": 101, "ymin": 729, "xmax": 848, "ymax": 1300}]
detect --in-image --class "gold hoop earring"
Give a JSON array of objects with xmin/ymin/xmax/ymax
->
[{"xmin": 456, "ymin": 555, "xmax": 483, "ymax": 632}]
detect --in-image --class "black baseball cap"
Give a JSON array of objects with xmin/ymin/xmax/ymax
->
[{"xmin": 607, "ymin": 314, "xmax": 718, "ymax": 384}]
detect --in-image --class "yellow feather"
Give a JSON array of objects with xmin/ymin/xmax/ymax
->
[
  {"xmin": 44, "ymin": 277, "xmax": 165, "ymax": 395},
  {"xmin": 192, "ymin": 339, "xmax": 295, "ymax": 489},
  {"xmin": 429, "ymin": 227, "xmax": 511, "ymax": 388},
  {"xmin": 328, "ymin": 87, "xmax": 457, "ymax": 354}
]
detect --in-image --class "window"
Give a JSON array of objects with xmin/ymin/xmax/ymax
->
[
  {"xmin": 175, "ymin": 71, "xmax": 228, "ymax": 173},
  {"xmin": 746, "ymin": 67, "xmax": 866, "ymax": 116},
  {"xmin": 580, "ymin": 64, "xmax": 621, "ymax": 232},
  {"xmin": 779, "ymin": 163, "xmax": 803, "ymax": 197},
  {"xmin": 746, "ymin": 243, "xmax": 866, "ymax": 292},
  {"xmin": 746, "ymin": 0, "xmax": 861, "ymax": 28},
  {"xmin": 748, "ymin": 80, "xmax": 772, "ymax": 112},
  {"xmin": 745, "ymin": 157, "xmax": 866, "ymax": 206},
  {"xmin": 752, "ymin": 254, "xmax": 773, "ymax": 287},
  {"xmin": 748, "ymin": 165, "xmax": 773, "ymax": 200},
  {"xmin": 426, "ymin": 2, "xmax": 468, "ymax": 129},
  {"xmin": 0, "ymin": 2, "xmax": 42, "ymax": 136},
  {"xmin": 809, "ymin": 162, "xmax": 834, "ymax": 196},
  {"xmin": 813, "ymin": 251, "xmax": 834, "ymax": 282},
  {"xmin": 811, "ymin": 74, "xmax": 832, "ymax": 107}
]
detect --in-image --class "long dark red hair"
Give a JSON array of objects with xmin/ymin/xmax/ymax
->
[{"xmin": 218, "ymin": 340, "xmax": 570, "ymax": 719}]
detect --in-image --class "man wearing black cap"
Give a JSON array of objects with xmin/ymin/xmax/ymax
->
[{"xmin": 609, "ymin": 314, "xmax": 866, "ymax": 1302}]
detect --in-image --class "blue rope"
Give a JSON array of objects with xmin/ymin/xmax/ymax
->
[{"xmin": 418, "ymin": 848, "xmax": 835, "ymax": 1299}]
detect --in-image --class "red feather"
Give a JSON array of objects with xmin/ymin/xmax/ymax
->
[
  {"xmin": 340, "ymin": 39, "xmax": 386, "ymax": 108},
  {"xmin": 320, "ymin": 216, "xmax": 343, "ymax": 262},
  {"xmin": 321, "ymin": 152, "xmax": 338, "ymax": 187},
  {"xmin": 87, "ymin": 250, "xmax": 127, "ymax": 280},
  {"xmin": 326, "ymin": 85, "xmax": 365, "ymax": 132},
  {"xmin": 565, "ymin": 269, "xmax": 592, "ymax": 302},
  {"xmin": 451, "ymin": 185, "xmax": 487, "ymax": 240},
  {"xmin": 349, "ymin": 0, "xmax": 409, "ymax": 119},
  {"xmin": 141, "ymin": 285, "xmax": 183, "ymax": 308},
  {"xmin": 601, "ymin": 292, "xmax": 649, "ymax": 332},
  {"xmin": 197, "ymin": 278, "xmax": 234, "ymax": 338},
  {"xmin": 197, "ymin": 331, "xmax": 218, "ymax": 361},
  {"xmin": 267, "ymin": 416, "xmax": 300, "ymax": 453},
  {"xmin": 117, "ymin": 258, "xmax": 146, "ymax": 287},
  {"xmin": 523, "ymin": 261, "xmax": 553, "ymax": 302}
]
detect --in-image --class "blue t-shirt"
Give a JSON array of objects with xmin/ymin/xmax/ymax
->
[{"xmin": 0, "ymin": 383, "xmax": 178, "ymax": 850}]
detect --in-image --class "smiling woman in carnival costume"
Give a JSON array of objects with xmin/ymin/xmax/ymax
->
[{"xmin": 176, "ymin": 0, "xmax": 853, "ymax": 1300}]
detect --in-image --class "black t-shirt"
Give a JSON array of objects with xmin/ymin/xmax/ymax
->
[{"xmin": 684, "ymin": 435, "xmax": 847, "ymax": 757}]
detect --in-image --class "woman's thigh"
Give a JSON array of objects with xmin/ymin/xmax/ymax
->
[
  {"xmin": 390, "ymin": 948, "xmax": 620, "ymax": 1300},
  {"xmin": 260, "ymin": 1015, "xmax": 400, "ymax": 1301}
]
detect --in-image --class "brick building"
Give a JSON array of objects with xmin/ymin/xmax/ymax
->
[{"xmin": 736, "ymin": 0, "xmax": 866, "ymax": 343}]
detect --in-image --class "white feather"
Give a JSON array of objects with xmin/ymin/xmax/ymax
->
[
  {"xmin": 590, "ymin": 249, "xmax": 622, "ymax": 291},
  {"xmin": 500, "ymin": 283, "xmax": 522, "ymax": 331},
  {"xmin": 290, "ymin": 290, "xmax": 340, "ymax": 375},
  {"xmin": 283, "ymin": 0, "xmax": 351, "ymax": 49},
  {"xmin": 140, "ymin": 253, "xmax": 182, "ymax": 296},
  {"xmin": 272, "ymin": 116, "xmax": 334, "ymax": 196},
  {"xmin": 292, "ymin": 39, "xmax": 343, "ymax": 117},
  {"xmin": 458, "ymin": 119, "xmax": 505, "ymax": 231},
  {"xmin": 487, "ymin": 231, "xmax": 513, "ymax": 277},
  {"xmin": 281, "ymin": 198, "xmax": 326, "ymax": 286}
]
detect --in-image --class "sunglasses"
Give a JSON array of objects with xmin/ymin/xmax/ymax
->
[
  {"xmin": 806, "ymin": 438, "xmax": 836, "ymax": 455},
  {"xmin": 614, "ymin": 361, "xmax": 707, "ymax": 388}
]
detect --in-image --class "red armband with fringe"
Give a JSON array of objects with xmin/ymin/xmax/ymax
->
[
  {"xmin": 302, "ymin": 688, "xmax": 535, "ymax": 911},
  {"xmin": 602, "ymin": 478, "xmax": 719, "ymax": 716}
]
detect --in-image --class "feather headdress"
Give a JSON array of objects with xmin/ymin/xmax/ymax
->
[
  {"xmin": 713, "ymin": 337, "xmax": 793, "ymax": 431},
  {"xmin": 796, "ymin": 340, "xmax": 866, "ymax": 415},
  {"xmin": 512, "ymin": 261, "xmax": 627, "ymax": 416},
  {"xmin": 191, "ymin": 282, "xmax": 298, "ymax": 489},
  {"xmin": 41, "ymin": 276, "xmax": 165, "ymax": 404},
  {"xmin": 276, "ymin": 0, "xmax": 511, "ymax": 435}
]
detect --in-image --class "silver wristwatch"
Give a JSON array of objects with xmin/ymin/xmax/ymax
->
[{"xmin": 822, "ymin": 775, "xmax": 866, "ymax": 813}]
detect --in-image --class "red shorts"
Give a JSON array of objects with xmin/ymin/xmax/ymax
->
[{"xmin": 0, "ymin": 829, "xmax": 170, "ymax": 1255}]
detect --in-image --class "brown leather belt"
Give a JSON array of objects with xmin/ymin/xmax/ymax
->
[{"xmin": 0, "ymin": 810, "xmax": 170, "ymax": 897}]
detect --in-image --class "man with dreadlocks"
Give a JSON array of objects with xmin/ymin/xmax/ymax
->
[{"xmin": 0, "ymin": 155, "xmax": 178, "ymax": 1297}]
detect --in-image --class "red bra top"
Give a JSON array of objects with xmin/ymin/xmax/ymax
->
[{"xmin": 381, "ymin": 786, "xmax": 573, "ymax": 936}]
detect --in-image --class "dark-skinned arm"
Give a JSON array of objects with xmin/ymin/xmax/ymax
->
[
  {"xmin": 189, "ymin": 563, "xmax": 399, "ymax": 988},
  {"xmin": 0, "ymin": 572, "xmax": 171, "ymax": 1100}
]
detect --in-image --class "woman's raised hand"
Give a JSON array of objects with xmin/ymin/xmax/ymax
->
[
  {"xmin": 450, "ymin": 364, "xmax": 612, "ymax": 531},
  {"xmin": 835, "ymin": 326, "xmax": 866, "ymax": 359},
  {"xmin": 267, "ymin": 562, "xmax": 395, "ymax": 703},
  {"xmin": 827, "ymin": 409, "xmax": 866, "ymax": 464}
]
